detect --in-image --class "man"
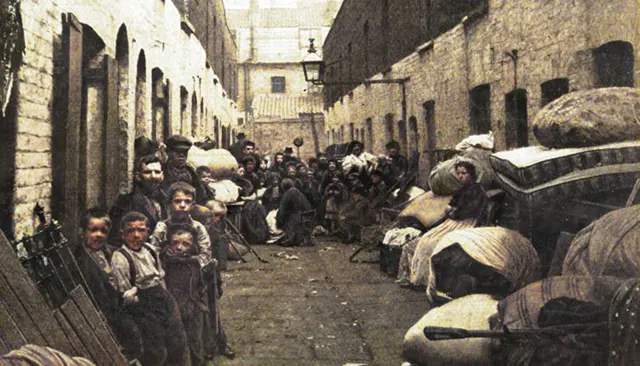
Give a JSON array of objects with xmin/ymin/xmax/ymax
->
[
  {"xmin": 151, "ymin": 182, "xmax": 212, "ymax": 269},
  {"xmin": 282, "ymin": 147, "xmax": 298, "ymax": 164},
  {"xmin": 342, "ymin": 140, "xmax": 378, "ymax": 176},
  {"xmin": 339, "ymin": 185, "xmax": 376, "ymax": 243},
  {"xmin": 74, "ymin": 208, "xmax": 141, "ymax": 361},
  {"xmin": 276, "ymin": 178, "xmax": 312, "ymax": 246},
  {"xmin": 162, "ymin": 134, "xmax": 213, "ymax": 205},
  {"xmin": 241, "ymin": 155, "xmax": 261, "ymax": 195},
  {"xmin": 227, "ymin": 132, "xmax": 247, "ymax": 162},
  {"xmin": 109, "ymin": 155, "xmax": 166, "ymax": 246},
  {"xmin": 369, "ymin": 169, "xmax": 389, "ymax": 210},
  {"xmin": 110, "ymin": 211, "xmax": 188, "ymax": 366},
  {"xmin": 381, "ymin": 140, "xmax": 409, "ymax": 186}
]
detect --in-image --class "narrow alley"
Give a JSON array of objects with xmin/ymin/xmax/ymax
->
[{"xmin": 214, "ymin": 239, "xmax": 428, "ymax": 365}]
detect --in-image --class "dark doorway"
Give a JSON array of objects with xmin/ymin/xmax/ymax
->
[
  {"xmin": 384, "ymin": 113, "xmax": 394, "ymax": 142},
  {"xmin": 422, "ymin": 100, "xmax": 436, "ymax": 170},
  {"xmin": 505, "ymin": 88, "xmax": 528, "ymax": 148},
  {"xmin": 397, "ymin": 119, "xmax": 407, "ymax": 153},
  {"xmin": 540, "ymin": 78, "xmax": 569, "ymax": 107},
  {"xmin": 593, "ymin": 40, "xmax": 634, "ymax": 88},
  {"xmin": 365, "ymin": 118, "xmax": 373, "ymax": 148},
  {"xmin": 469, "ymin": 84, "xmax": 491, "ymax": 134}
]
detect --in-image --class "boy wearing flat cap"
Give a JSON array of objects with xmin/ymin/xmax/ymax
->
[{"xmin": 162, "ymin": 134, "xmax": 214, "ymax": 205}]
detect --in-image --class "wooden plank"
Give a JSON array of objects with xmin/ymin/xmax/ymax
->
[
  {"xmin": 53, "ymin": 309, "xmax": 91, "ymax": 360},
  {"xmin": 0, "ymin": 272, "xmax": 47, "ymax": 345},
  {"xmin": 0, "ymin": 301, "xmax": 27, "ymax": 351},
  {"xmin": 62, "ymin": 12, "xmax": 83, "ymax": 243},
  {"xmin": 0, "ymin": 335, "xmax": 9, "ymax": 355},
  {"xmin": 69, "ymin": 286, "xmax": 126, "ymax": 365},
  {"xmin": 104, "ymin": 55, "xmax": 120, "ymax": 206},
  {"xmin": 60, "ymin": 299, "xmax": 111, "ymax": 365},
  {"xmin": 0, "ymin": 232, "xmax": 73, "ymax": 354}
]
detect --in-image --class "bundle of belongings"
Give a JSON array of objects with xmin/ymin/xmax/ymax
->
[
  {"xmin": 402, "ymin": 203, "xmax": 640, "ymax": 365},
  {"xmin": 428, "ymin": 132, "xmax": 497, "ymax": 196},
  {"xmin": 490, "ymin": 87, "xmax": 640, "ymax": 206}
]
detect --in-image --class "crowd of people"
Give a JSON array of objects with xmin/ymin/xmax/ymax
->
[
  {"xmin": 72, "ymin": 131, "xmax": 415, "ymax": 365},
  {"xmin": 225, "ymin": 133, "xmax": 413, "ymax": 245}
]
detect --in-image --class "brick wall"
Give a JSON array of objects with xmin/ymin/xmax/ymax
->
[
  {"xmin": 323, "ymin": 0, "xmax": 488, "ymax": 106},
  {"xmin": 325, "ymin": 0, "xmax": 638, "ymax": 187},
  {"xmin": 253, "ymin": 114, "xmax": 326, "ymax": 162},
  {"xmin": 7, "ymin": 0, "xmax": 240, "ymax": 238}
]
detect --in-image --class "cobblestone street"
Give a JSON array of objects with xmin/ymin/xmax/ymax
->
[{"xmin": 213, "ymin": 239, "xmax": 429, "ymax": 365}]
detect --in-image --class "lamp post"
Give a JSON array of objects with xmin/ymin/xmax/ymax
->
[{"xmin": 301, "ymin": 38, "xmax": 410, "ymax": 135}]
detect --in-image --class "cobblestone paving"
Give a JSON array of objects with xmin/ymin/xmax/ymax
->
[{"xmin": 211, "ymin": 239, "xmax": 430, "ymax": 366}]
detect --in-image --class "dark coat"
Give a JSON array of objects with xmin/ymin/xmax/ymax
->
[
  {"xmin": 381, "ymin": 154, "xmax": 409, "ymax": 186},
  {"xmin": 162, "ymin": 162, "xmax": 214, "ymax": 204},
  {"xmin": 369, "ymin": 180, "xmax": 389, "ymax": 209},
  {"xmin": 109, "ymin": 188, "xmax": 166, "ymax": 246},
  {"xmin": 448, "ymin": 181, "xmax": 487, "ymax": 220},
  {"xmin": 276, "ymin": 187, "xmax": 311, "ymax": 246}
]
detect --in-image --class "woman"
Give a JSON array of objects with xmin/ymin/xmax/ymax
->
[{"xmin": 397, "ymin": 160, "xmax": 488, "ymax": 287}]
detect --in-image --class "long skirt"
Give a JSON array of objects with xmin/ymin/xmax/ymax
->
[{"xmin": 408, "ymin": 217, "xmax": 476, "ymax": 286}]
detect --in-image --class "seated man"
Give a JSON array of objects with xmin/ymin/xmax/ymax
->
[
  {"xmin": 162, "ymin": 225, "xmax": 216, "ymax": 366},
  {"xmin": 368, "ymin": 169, "xmax": 388, "ymax": 210},
  {"xmin": 110, "ymin": 211, "xmax": 188, "ymax": 366},
  {"xmin": 338, "ymin": 185, "xmax": 377, "ymax": 243},
  {"xmin": 74, "ymin": 208, "xmax": 141, "ymax": 361},
  {"xmin": 275, "ymin": 178, "xmax": 312, "ymax": 246}
]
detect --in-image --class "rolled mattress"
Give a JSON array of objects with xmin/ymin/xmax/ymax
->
[
  {"xmin": 494, "ymin": 162, "xmax": 640, "ymax": 205},
  {"xmin": 490, "ymin": 140, "xmax": 640, "ymax": 188}
]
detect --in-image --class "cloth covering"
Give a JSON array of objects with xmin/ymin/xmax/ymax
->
[
  {"xmin": 0, "ymin": 345, "xmax": 95, "ymax": 366},
  {"xmin": 495, "ymin": 276, "xmax": 625, "ymax": 330},
  {"xmin": 187, "ymin": 146, "xmax": 238, "ymax": 179},
  {"xmin": 455, "ymin": 132, "xmax": 495, "ymax": 152},
  {"xmin": 383, "ymin": 227, "xmax": 423, "ymax": 246},
  {"xmin": 425, "ymin": 227, "xmax": 540, "ymax": 301},
  {"xmin": 403, "ymin": 294, "xmax": 497, "ymax": 366},
  {"xmin": 398, "ymin": 191, "xmax": 451, "ymax": 229},
  {"xmin": 609, "ymin": 277, "xmax": 640, "ymax": 365},
  {"xmin": 409, "ymin": 217, "xmax": 478, "ymax": 286},
  {"xmin": 562, "ymin": 204, "xmax": 640, "ymax": 278},
  {"xmin": 428, "ymin": 147, "xmax": 495, "ymax": 196},
  {"xmin": 208, "ymin": 180, "xmax": 240, "ymax": 203}
]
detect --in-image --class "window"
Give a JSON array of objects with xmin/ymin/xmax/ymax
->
[
  {"xmin": 469, "ymin": 84, "xmax": 491, "ymax": 134},
  {"xmin": 271, "ymin": 76, "xmax": 286, "ymax": 93},
  {"xmin": 505, "ymin": 89, "xmax": 528, "ymax": 148},
  {"xmin": 540, "ymin": 78, "xmax": 569, "ymax": 107},
  {"xmin": 593, "ymin": 40, "xmax": 634, "ymax": 88}
]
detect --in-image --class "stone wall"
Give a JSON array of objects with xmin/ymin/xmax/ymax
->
[
  {"xmin": 325, "ymin": 0, "xmax": 638, "ymax": 187},
  {"xmin": 253, "ymin": 115, "xmax": 326, "ymax": 161},
  {"xmin": 7, "ymin": 0, "xmax": 239, "ymax": 238},
  {"xmin": 172, "ymin": 0, "xmax": 238, "ymax": 100}
]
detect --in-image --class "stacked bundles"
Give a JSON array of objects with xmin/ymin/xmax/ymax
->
[{"xmin": 491, "ymin": 87, "xmax": 640, "ymax": 205}]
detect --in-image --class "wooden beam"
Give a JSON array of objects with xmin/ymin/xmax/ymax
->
[
  {"xmin": 53, "ymin": 309, "xmax": 91, "ymax": 360},
  {"xmin": 0, "ymin": 301, "xmax": 28, "ymax": 351},
  {"xmin": 0, "ymin": 231, "xmax": 73, "ymax": 354},
  {"xmin": 69, "ymin": 286, "xmax": 126, "ymax": 364},
  {"xmin": 0, "ymin": 273, "xmax": 46, "ymax": 345},
  {"xmin": 60, "ymin": 299, "xmax": 111, "ymax": 365}
]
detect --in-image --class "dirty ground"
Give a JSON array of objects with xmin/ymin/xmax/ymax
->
[{"xmin": 212, "ymin": 238, "xmax": 429, "ymax": 365}]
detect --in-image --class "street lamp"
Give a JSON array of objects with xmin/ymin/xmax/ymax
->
[{"xmin": 301, "ymin": 38, "xmax": 324, "ymax": 85}]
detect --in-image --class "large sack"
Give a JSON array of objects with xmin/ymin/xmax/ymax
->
[
  {"xmin": 187, "ymin": 146, "xmax": 238, "ymax": 179},
  {"xmin": 398, "ymin": 191, "xmax": 450, "ymax": 229},
  {"xmin": 455, "ymin": 132, "xmax": 494, "ymax": 152},
  {"xmin": 562, "ymin": 204, "xmax": 640, "ymax": 278},
  {"xmin": 403, "ymin": 294, "xmax": 497, "ymax": 366},
  {"xmin": 532, "ymin": 87, "xmax": 640, "ymax": 148},
  {"xmin": 428, "ymin": 148, "xmax": 495, "ymax": 195},
  {"xmin": 208, "ymin": 180, "xmax": 240, "ymax": 203},
  {"xmin": 496, "ymin": 276, "xmax": 624, "ymax": 330},
  {"xmin": 426, "ymin": 227, "xmax": 540, "ymax": 301}
]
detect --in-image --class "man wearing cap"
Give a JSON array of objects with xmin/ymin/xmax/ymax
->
[
  {"xmin": 282, "ymin": 147, "xmax": 298, "ymax": 164},
  {"xmin": 381, "ymin": 140, "xmax": 409, "ymax": 186},
  {"xmin": 162, "ymin": 134, "xmax": 214, "ymax": 205},
  {"xmin": 228, "ymin": 132, "xmax": 247, "ymax": 162}
]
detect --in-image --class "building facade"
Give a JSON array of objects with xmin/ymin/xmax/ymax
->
[
  {"xmin": 225, "ymin": 0, "xmax": 342, "ymax": 160},
  {"xmin": 324, "ymin": 0, "xmax": 639, "ymax": 186},
  {"xmin": 172, "ymin": 0, "xmax": 239, "ymax": 101},
  {"xmin": 0, "ymin": 0, "xmax": 240, "ymax": 242}
]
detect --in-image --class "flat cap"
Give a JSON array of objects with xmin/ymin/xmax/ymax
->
[{"xmin": 166, "ymin": 135, "xmax": 193, "ymax": 151}]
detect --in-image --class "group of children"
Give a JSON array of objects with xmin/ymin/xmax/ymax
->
[{"xmin": 75, "ymin": 181, "xmax": 234, "ymax": 366}]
